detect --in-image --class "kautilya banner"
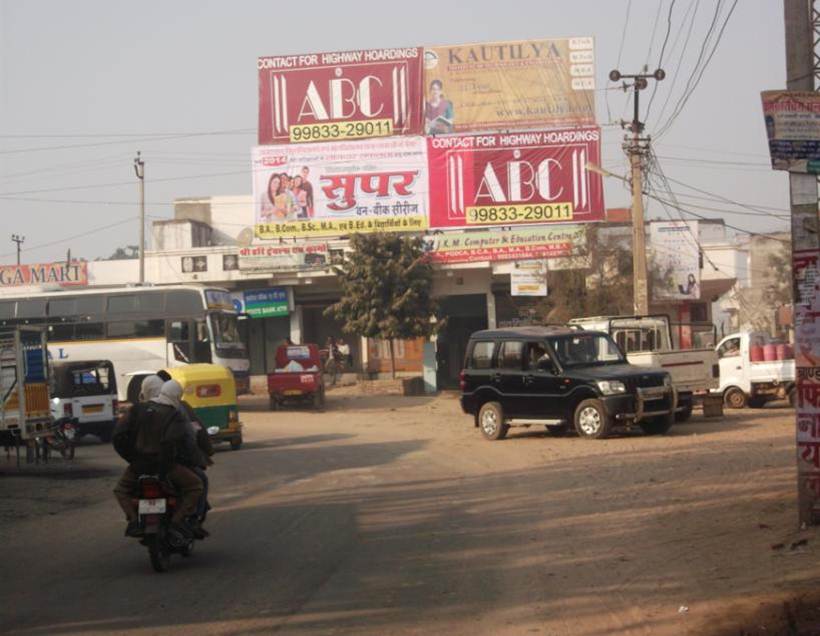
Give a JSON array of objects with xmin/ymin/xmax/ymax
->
[
  {"xmin": 253, "ymin": 137, "xmax": 429, "ymax": 238},
  {"xmin": 0, "ymin": 262, "xmax": 87, "ymax": 288},
  {"xmin": 258, "ymin": 48, "xmax": 424, "ymax": 145},
  {"xmin": 427, "ymin": 127, "xmax": 604, "ymax": 229}
]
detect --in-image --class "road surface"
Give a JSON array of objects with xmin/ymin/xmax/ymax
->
[{"xmin": 0, "ymin": 390, "xmax": 815, "ymax": 635}]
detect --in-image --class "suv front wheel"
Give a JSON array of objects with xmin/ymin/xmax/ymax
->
[
  {"xmin": 574, "ymin": 399, "xmax": 612, "ymax": 439},
  {"xmin": 478, "ymin": 402, "xmax": 508, "ymax": 441}
]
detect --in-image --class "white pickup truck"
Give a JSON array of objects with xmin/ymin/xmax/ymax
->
[
  {"xmin": 569, "ymin": 315, "xmax": 721, "ymax": 421},
  {"xmin": 715, "ymin": 332, "xmax": 796, "ymax": 408}
]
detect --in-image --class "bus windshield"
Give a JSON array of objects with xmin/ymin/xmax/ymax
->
[{"xmin": 210, "ymin": 313, "xmax": 244, "ymax": 352}]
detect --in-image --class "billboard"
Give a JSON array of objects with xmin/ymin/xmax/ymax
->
[
  {"xmin": 426, "ymin": 225, "xmax": 585, "ymax": 264},
  {"xmin": 427, "ymin": 127, "xmax": 604, "ymax": 230},
  {"xmin": 423, "ymin": 37, "xmax": 595, "ymax": 134},
  {"xmin": 649, "ymin": 221, "xmax": 701, "ymax": 301},
  {"xmin": 511, "ymin": 260, "xmax": 548, "ymax": 296},
  {"xmin": 253, "ymin": 137, "xmax": 429, "ymax": 238},
  {"xmin": 761, "ymin": 90, "xmax": 820, "ymax": 172},
  {"xmin": 0, "ymin": 262, "xmax": 87, "ymax": 288},
  {"xmin": 258, "ymin": 48, "xmax": 424, "ymax": 145}
]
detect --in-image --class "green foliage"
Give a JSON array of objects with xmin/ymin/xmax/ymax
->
[
  {"xmin": 101, "ymin": 245, "xmax": 139, "ymax": 260},
  {"xmin": 326, "ymin": 233, "xmax": 438, "ymax": 342}
]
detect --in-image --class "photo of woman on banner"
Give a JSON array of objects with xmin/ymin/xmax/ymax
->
[
  {"xmin": 273, "ymin": 172, "xmax": 299, "ymax": 220},
  {"xmin": 259, "ymin": 174, "xmax": 281, "ymax": 221},
  {"xmin": 425, "ymin": 79, "xmax": 454, "ymax": 134},
  {"xmin": 292, "ymin": 175, "xmax": 309, "ymax": 219}
]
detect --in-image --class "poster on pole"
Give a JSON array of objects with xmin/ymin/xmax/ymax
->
[
  {"xmin": 258, "ymin": 48, "xmax": 424, "ymax": 145},
  {"xmin": 761, "ymin": 90, "xmax": 820, "ymax": 172},
  {"xmin": 253, "ymin": 137, "xmax": 429, "ymax": 239},
  {"xmin": 427, "ymin": 127, "xmax": 604, "ymax": 230},
  {"xmin": 649, "ymin": 221, "xmax": 701, "ymax": 301},
  {"xmin": 423, "ymin": 37, "xmax": 595, "ymax": 134}
]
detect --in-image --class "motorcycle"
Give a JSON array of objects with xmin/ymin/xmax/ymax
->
[
  {"xmin": 134, "ymin": 474, "xmax": 196, "ymax": 572},
  {"xmin": 40, "ymin": 418, "xmax": 76, "ymax": 461}
]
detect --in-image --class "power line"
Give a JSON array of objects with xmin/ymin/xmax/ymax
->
[
  {"xmin": 656, "ymin": 0, "xmax": 739, "ymax": 138},
  {"xmin": 0, "ymin": 217, "xmax": 136, "ymax": 260},
  {"xmin": 607, "ymin": 0, "xmax": 633, "ymax": 124},
  {"xmin": 645, "ymin": 0, "xmax": 678, "ymax": 120},
  {"xmin": 655, "ymin": 0, "xmax": 701, "ymax": 127}
]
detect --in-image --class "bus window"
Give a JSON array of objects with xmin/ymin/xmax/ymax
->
[
  {"xmin": 107, "ymin": 320, "xmax": 164, "ymax": 338},
  {"xmin": 16, "ymin": 298, "xmax": 47, "ymax": 320},
  {"xmin": 0, "ymin": 301, "xmax": 13, "ymax": 320},
  {"xmin": 165, "ymin": 290, "xmax": 202, "ymax": 315},
  {"xmin": 107, "ymin": 295, "xmax": 138, "ymax": 314},
  {"xmin": 194, "ymin": 319, "xmax": 212, "ymax": 363},
  {"xmin": 50, "ymin": 323, "xmax": 74, "ymax": 341},
  {"xmin": 49, "ymin": 298, "xmax": 77, "ymax": 318},
  {"xmin": 169, "ymin": 320, "xmax": 192, "ymax": 363},
  {"xmin": 76, "ymin": 295, "xmax": 104, "ymax": 316},
  {"xmin": 75, "ymin": 322, "xmax": 104, "ymax": 340}
]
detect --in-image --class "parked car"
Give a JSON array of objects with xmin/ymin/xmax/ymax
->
[
  {"xmin": 569, "ymin": 315, "xmax": 720, "ymax": 421},
  {"xmin": 459, "ymin": 326, "xmax": 676, "ymax": 440},
  {"xmin": 715, "ymin": 331, "xmax": 796, "ymax": 408},
  {"xmin": 50, "ymin": 360, "xmax": 118, "ymax": 442}
]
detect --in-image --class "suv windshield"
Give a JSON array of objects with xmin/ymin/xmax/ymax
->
[
  {"xmin": 209, "ymin": 313, "xmax": 245, "ymax": 352},
  {"xmin": 547, "ymin": 334, "xmax": 625, "ymax": 367}
]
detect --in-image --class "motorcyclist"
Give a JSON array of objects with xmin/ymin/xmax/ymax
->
[
  {"xmin": 112, "ymin": 376, "xmax": 204, "ymax": 540},
  {"xmin": 154, "ymin": 375, "xmax": 214, "ymax": 538}
]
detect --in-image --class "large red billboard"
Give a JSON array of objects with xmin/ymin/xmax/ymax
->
[
  {"xmin": 427, "ymin": 127, "xmax": 604, "ymax": 229},
  {"xmin": 258, "ymin": 48, "xmax": 424, "ymax": 145}
]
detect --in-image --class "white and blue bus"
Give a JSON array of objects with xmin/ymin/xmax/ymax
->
[{"xmin": 0, "ymin": 285, "xmax": 249, "ymax": 401}]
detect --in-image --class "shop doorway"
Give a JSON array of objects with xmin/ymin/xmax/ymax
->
[{"xmin": 436, "ymin": 294, "xmax": 488, "ymax": 389}]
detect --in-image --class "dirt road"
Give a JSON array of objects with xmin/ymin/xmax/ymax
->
[{"xmin": 0, "ymin": 391, "xmax": 815, "ymax": 635}]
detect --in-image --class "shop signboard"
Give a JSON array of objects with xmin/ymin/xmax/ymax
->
[
  {"xmin": 511, "ymin": 260, "xmax": 548, "ymax": 296},
  {"xmin": 423, "ymin": 37, "xmax": 595, "ymax": 134},
  {"xmin": 238, "ymin": 243, "xmax": 330, "ymax": 271},
  {"xmin": 243, "ymin": 288, "xmax": 289, "ymax": 318},
  {"xmin": 425, "ymin": 225, "xmax": 585, "ymax": 264},
  {"xmin": 258, "ymin": 47, "xmax": 424, "ymax": 145},
  {"xmin": 649, "ymin": 221, "xmax": 701, "ymax": 301},
  {"xmin": 0, "ymin": 261, "xmax": 87, "ymax": 288},
  {"xmin": 761, "ymin": 90, "xmax": 820, "ymax": 172},
  {"xmin": 253, "ymin": 137, "xmax": 429, "ymax": 239},
  {"xmin": 427, "ymin": 127, "xmax": 604, "ymax": 230}
]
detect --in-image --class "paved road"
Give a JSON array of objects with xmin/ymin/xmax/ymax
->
[{"xmin": 0, "ymin": 391, "xmax": 814, "ymax": 635}]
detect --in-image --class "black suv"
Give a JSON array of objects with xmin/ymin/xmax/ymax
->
[{"xmin": 460, "ymin": 326, "xmax": 676, "ymax": 440}]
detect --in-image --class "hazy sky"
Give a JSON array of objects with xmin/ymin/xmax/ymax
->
[{"xmin": 0, "ymin": 0, "xmax": 788, "ymax": 263}]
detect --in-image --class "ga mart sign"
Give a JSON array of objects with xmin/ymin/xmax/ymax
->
[{"xmin": 0, "ymin": 262, "xmax": 87, "ymax": 288}]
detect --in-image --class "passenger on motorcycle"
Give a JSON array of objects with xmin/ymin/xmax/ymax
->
[{"xmin": 112, "ymin": 376, "xmax": 204, "ymax": 540}]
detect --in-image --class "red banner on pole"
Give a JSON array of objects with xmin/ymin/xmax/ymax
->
[
  {"xmin": 258, "ymin": 48, "xmax": 424, "ymax": 145},
  {"xmin": 426, "ymin": 127, "xmax": 604, "ymax": 229}
]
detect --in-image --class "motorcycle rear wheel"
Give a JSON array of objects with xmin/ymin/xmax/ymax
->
[{"xmin": 147, "ymin": 536, "xmax": 171, "ymax": 573}]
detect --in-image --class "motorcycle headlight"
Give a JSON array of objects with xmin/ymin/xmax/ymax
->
[
  {"xmin": 596, "ymin": 380, "xmax": 626, "ymax": 395},
  {"xmin": 207, "ymin": 426, "xmax": 220, "ymax": 436}
]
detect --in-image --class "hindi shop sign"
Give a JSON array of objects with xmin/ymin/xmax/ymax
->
[
  {"xmin": 426, "ymin": 225, "xmax": 585, "ymax": 264},
  {"xmin": 423, "ymin": 37, "xmax": 595, "ymax": 134},
  {"xmin": 243, "ymin": 288, "xmax": 289, "ymax": 318},
  {"xmin": 761, "ymin": 90, "xmax": 820, "ymax": 172},
  {"xmin": 238, "ymin": 243, "xmax": 329, "ymax": 271},
  {"xmin": 258, "ymin": 47, "xmax": 424, "ymax": 145},
  {"xmin": 0, "ymin": 261, "xmax": 87, "ymax": 289},
  {"xmin": 427, "ymin": 127, "xmax": 604, "ymax": 230},
  {"xmin": 253, "ymin": 137, "xmax": 429, "ymax": 239}
]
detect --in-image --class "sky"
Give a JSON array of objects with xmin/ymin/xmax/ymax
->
[{"xmin": 0, "ymin": 0, "xmax": 789, "ymax": 264}]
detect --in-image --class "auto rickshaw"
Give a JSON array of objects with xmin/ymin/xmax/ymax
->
[
  {"xmin": 267, "ymin": 344, "xmax": 325, "ymax": 410},
  {"xmin": 163, "ymin": 364, "xmax": 243, "ymax": 450}
]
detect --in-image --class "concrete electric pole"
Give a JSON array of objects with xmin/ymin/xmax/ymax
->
[
  {"xmin": 784, "ymin": 0, "xmax": 820, "ymax": 526},
  {"xmin": 134, "ymin": 151, "xmax": 145, "ymax": 284},
  {"xmin": 10, "ymin": 234, "xmax": 24, "ymax": 265},
  {"xmin": 608, "ymin": 68, "xmax": 665, "ymax": 315}
]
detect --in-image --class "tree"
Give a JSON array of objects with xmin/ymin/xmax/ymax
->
[
  {"xmin": 326, "ymin": 233, "xmax": 438, "ymax": 378},
  {"xmin": 100, "ymin": 245, "xmax": 139, "ymax": 260}
]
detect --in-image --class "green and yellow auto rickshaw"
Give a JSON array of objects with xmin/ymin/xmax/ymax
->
[{"xmin": 164, "ymin": 364, "xmax": 243, "ymax": 450}]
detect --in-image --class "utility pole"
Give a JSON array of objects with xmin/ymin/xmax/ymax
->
[
  {"xmin": 784, "ymin": 0, "xmax": 820, "ymax": 526},
  {"xmin": 134, "ymin": 151, "xmax": 145, "ymax": 284},
  {"xmin": 10, "ymin": 234, "xmax": 24, "ymax": 265},
  {"xmin": 608, "ymin": 68, "xmax": 665, "ymax": 315}
]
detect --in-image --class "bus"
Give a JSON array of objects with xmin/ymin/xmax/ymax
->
[{"xmin": 0, "ymin": 285, "xmax": 249, "ymax": 401}]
